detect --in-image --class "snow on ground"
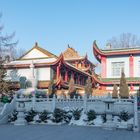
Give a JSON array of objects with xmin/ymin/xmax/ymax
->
[{"xmin": 0, "ymin": 125, "xmax": 139, "ymax": 140}]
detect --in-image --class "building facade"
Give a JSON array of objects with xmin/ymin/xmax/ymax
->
[
  {"xmin": 4, "ymin": 43, "xmax": 96, "ymax": 95},
  {"xmin": 93, "ymin": 41, "xmax": 140, "ymax": 94}
]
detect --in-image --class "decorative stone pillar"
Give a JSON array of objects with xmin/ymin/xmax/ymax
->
[
  {"xmin": 83, "ymin": 94, "xmax": 87, "ymax": 113},
  {"xmin": 32, "ymin": 94, "xmax": 36, "ymax": 110},
  {"xmin": 133, "ymin": 94, "xmax": 139, "ymax": 132},
  {"xmin": 30, "ymin": 61, "xmax": 36, "ymax": 89},
  {"xmin": 52, "ymin": 94, "xmax": 56, "ymax": 112},
  {"xmin": 14, "ymin": 95, "xmax": 27, "ymax": 125}
]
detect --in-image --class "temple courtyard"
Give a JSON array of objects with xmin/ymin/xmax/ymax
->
[{"xmin": 0, "ymin": 125, "xmax": 139, "ymax": 140}]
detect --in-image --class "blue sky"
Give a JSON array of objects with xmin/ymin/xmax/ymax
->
[{"xmin": 1, "ymin": 0, "xmax": 140, "ymax": 65}]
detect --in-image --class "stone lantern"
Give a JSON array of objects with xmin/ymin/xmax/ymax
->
[
  {"xmin": 14, "ymin": 94, "xmax": 29, "ymax": 125},
  {"xmin": 103, "ymin": 93, "xmax": 116, "ymax": 130}
]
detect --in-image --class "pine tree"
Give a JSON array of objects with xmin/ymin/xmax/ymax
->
[
  {"xmin": 112, "ymin": 84, "xmax": 118, "ymax": 98},
  {"xmin": 119, "ymin": 71, "xmax": 129, "ymax": 98},
  {"xmin": 0, "ymin": 60, "xmax": 9, "ymax": 95},
  {"xmin": 85, "ymin": 77, "xmax": 93, "ymax": 97},
  {"xmin": 68, "ymin": 77, "xmax": 76, "ymax": 98}
]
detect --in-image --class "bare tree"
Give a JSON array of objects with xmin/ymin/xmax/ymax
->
[
  {"xmin": 15, "ymin": 47, "xmax": 27, "ymax": 59},
  {"xmin": 0, "ymin": 13, "xmax": 18, "ymax": 60},
  {"xmin": 107, "ymin": 33, "xmax": 140, "ymax": 48}
]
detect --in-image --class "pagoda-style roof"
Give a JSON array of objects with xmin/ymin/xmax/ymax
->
[
  {"xmin": 92, "ymin": 74, "xmax": 140, "ymax": 85},
  {"xmin": 63, "ymin": 45, "xmax": 81, "ymax": 60},
  {"xmin": 5, "ymin": 53, "xmax": 91, "ymax": 77},
  {"xmin": 93, "ymin": 40, "xmax": 140, "ymax": 62},
  {"xmin": 63, "ymin": 45, "xmax": 96, "ymax": 67}
]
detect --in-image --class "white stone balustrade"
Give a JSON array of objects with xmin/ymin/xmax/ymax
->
[{"xmin": 23, "ymin": 95, "xmax": 134, "ymax": 115}]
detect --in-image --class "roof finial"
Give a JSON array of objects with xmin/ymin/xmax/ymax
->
[
  {"xmin": 35, "ymin": 42, "xmax": 38, "ymax": 46},
  {"xmin": 68, "ymin": 44, "xmax": 70, "ymax": 48}
]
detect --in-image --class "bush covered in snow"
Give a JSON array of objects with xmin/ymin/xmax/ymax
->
[
  {"xmin": 39, "ymin": 110, "xmax": 50, "ymax": 123},
  {"xmin": 72, "ymin": 108, "xmax": 83, "ymax": 120},
  {"xmin": 101, "ymin": 113, "xmax": 107, "ymax": 123},
  {"xmin": 63, "ymin": 110, "xmax": 72, "ymax": 123},
  {"xmin": 52, "ymin": 108, "xmax": 64, "ymax": 123},
  {"xmin": 119, "ymin": 111, "xmax": 129, "ymax": 122},
  {"xmin": 25, "ymin": 109, "xmax": 37, "ymax": 122},
  {"xmin": 86, "ymin": 110, "xmax": 96, "ymax": 122},
  {"xmin": 8, "ymin": 110, "xmax": 18, "ymax": 122}
]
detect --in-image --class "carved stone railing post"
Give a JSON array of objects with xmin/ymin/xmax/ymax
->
[
  {"xmin": 83, "ymin": 94, "xmax": 87, "ymax": 113},
  {"xmin": 133, "ymin": 94, "xmax": 139, "ymax": 132},
  {"xmin": 32, "ymin": 94, "xmax": 36, "ymax": 110},
  {"xmin": 52, "ymin": 94, "xmax": 56, "ymax": 112}
]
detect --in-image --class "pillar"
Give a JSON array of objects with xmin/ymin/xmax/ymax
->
[
  {"xmin": 129, "ymin": 55, "xmax": 134, "ymax": 77},
  {"xmin": 133, "ymin": 94, "xmax": 139, "ymax": 132},
  {"xmin": 64, "ymin": 70, "xmax": 68, "ymax": 82},
  {"xmin": 101, "ymin": 56, "xmax": 106, "ymax": 78},
  {"xmin": 30, "ymin": 61, "xmax": 36, "ymax": 89},
  {"xmin": 78, "ymin": 75, "xmax": 80, "ymax": 85},
  {"xmin": 56, "ymin": 63, "xmax": 61, "ymax": 80},
  {"xmin": 71, "ymin": 71, "xmax": 74, "ymax": 79}
]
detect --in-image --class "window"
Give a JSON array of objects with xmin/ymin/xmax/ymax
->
[{"xmin": 112, "ymin": 62, "xmax": 124, "ymax": 77}]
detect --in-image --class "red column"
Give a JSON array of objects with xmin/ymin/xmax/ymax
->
[
  {"xmin": 129, "ymin": 55, "xmax": 134, "ymax": 77},
  {"xmin": 82, "ymin": 77, "xmax": 84, "ymax": 85},
  {"xmin": 56, "ymin": 63, "xmax": 61, "ymax": 80},
  {"xmin": 130, "ymin": 84, "xmax": 134, "ymax": 91},
  {"xmin": 64, "ymin": 70, "xmax": 68, "ymax": 82},
  {"xmin": 71, "ymin": 71, "xmax": 74, "ymax": 79},
  {"xmin": 101, "ymin": 56, "xmax": 106, "ymax": 78},
  {"xmin": 78, "ymin": 75, "xmax": 80, "ymax": 85}
]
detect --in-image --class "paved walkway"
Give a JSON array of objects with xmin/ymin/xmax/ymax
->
[{"xmin": 0, "ymin": 124, "xmax": 139, "ymax": 140}]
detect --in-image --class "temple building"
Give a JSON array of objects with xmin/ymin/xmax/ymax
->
[
  {"xmin": 93, "ymin": 41, "xmax": 140, "ymax": 94},
  {"xmin": 4, "ymin": 42, "xmax": 96, "ymax": 95},
  {"xmin": 63, "ymin": 45, "xmax": 95, "ymax": 75}
]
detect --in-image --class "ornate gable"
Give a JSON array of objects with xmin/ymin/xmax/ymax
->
[{"xmin": 19, "ymin": 42, "xmax": 57, "ymax": 60}]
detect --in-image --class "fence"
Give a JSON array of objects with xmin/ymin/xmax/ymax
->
[{"xmin": 24, "ymin": 95, "xmax": 134, "ymax": 115}]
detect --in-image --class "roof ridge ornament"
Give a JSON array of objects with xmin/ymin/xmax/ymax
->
[{"xmin": 35, "ymin": 42, "xmax": 38, "ymax": 47}]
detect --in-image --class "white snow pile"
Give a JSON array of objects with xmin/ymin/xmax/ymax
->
[
  {"xmin": 112, "ymin": 116, "xmax": 134, "ymax": 129},
  {"xmin": 69, "ymin": 112, "xmax": 87, "ymax": 126},
  {"xmin": 93, "ymin": 116, "xmax": 103, "ymax": 126}
]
